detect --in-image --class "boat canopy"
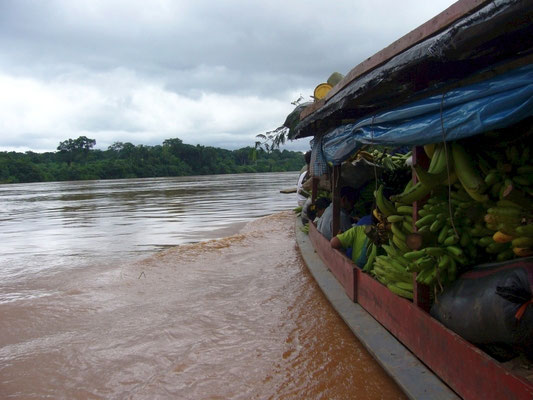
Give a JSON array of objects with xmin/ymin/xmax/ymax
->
[{"xmin": 310, "ymin": 63, "xmax": 533, "ymax": 171}]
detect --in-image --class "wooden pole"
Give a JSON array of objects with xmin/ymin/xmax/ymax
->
[{"xmin": 332, "ymin": 165, "xmax": 341, "ymax": 237}]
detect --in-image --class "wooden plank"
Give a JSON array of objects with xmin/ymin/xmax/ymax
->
[
  {"xmin": 356, "ymin": 271, "xmax": 533, "ymax": 400},
  {"xmin": 301, "ymin": 0, "xmax": 489, "ymax": 120},
  {"xmin": 309, "ymin": 222, "xmax": 356, "ymax": 301}
]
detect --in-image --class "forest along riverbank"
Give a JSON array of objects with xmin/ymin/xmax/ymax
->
[{"xmin": 0, "ymin": 211, "xmax": 406, "ymax": 399}]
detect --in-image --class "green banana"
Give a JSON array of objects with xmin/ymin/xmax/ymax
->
[
  {"xmin": 438, "ymin": 254, "xmax": 451, "ymax": 270},
  {"xmin": 487, "ymin": 207, "xmax": 523, "ymax": 218},
  {"xmin": 428, "ymin": 143, "xmax": 448, "ymax": 174},
  {"xmin": 415, "ymin": 214, "xmax": 435, "ymax": 228},
  {"xmin": 496, "ymin": 248, "xmax": 515, "ymax": 262},
  {"xmin": 516, "ymin": 225, "xmax": 533, "ymax": 237},
  {"xmin": 387, "ymin": 283, "xmax": 414, "ymax": 299},
  {"xmin": 392, "ymin": 234, "xmax": 409, "ymax": 253},
  {"xmin": 414, "ymin": 164, "xmax": 450, "ymax": 189},
  {"xmin": 429, "ymin": 219, "xmax": 444, "ymax": 233},
  {"xmin": 390, "ymin": 181, "xmax": 432, "ymax": 204},
  {"xmin": 484, "ymin": 170, "xmax": 500, "ymax": 186},
  {"xmin": 382, "ymin": 244, "xmax": 400, "ymax": 257},
  {"xmin": 387, "ymin": 215, "xmax": 404, "ymax": 223},
  {"xmin": 424, "ymin": 247, "xmax": 445, "ymax": 257},
  {"xmin": 443, "ymin": 235, "xmax": 458, "ymax": 246},
  {"xmin": 363, "ymin": 243, "xmax": 377, "ymax": 272},
  {"xmin": 418, "ymin": 209, "xmax": 430, "ymax": 217},
  {"xmin": 512, "ymin": 237, "xmax": 533, "ymax": 248},
  {"xmin": 396, "ymin": 205, "xmax": 413, "ymax": 215},
  {"xmin": 437, "ymin": 225, "xmax": 449, "ymax": 243},
  {"xmin": 395, "ymin": 281, "xmax": 414, "ymax": 291},
  {"xmin": 478, "ymin": 236, "xmax": 494, "ymax": 247},
  {"xmin": 415, "ymin": 256, "xmax": 434, "ymax": 270},
  {"xmin": 374, "ymin": 184, "xmax": 396, "ymax": 217},
  {"xmin": 451, "ymin": 143, "xmax": 488, "ymax": 202},
  {"xmin": 402, "ymin": 220, "xmax": 414, "ymax": 233},
  {"xmin": 486, "ymin": 242, "xmax": 510, "ymax": 254},
  {"xmin": 446, "ymin": 246, "xmax": 463, "ymax": 257},
  {"xmin": 391, "ymin": 222, "xmax": 406, "ymax": 241}
]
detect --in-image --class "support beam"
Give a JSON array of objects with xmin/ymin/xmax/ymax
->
[{"xmin": 332, "ymin": 165, "xmax": 341, "ymax": 237}]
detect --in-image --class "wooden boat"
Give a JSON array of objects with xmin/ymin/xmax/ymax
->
[{"xmin": 292, "ymin": 1, "xmax": 533, "ymax": 399}]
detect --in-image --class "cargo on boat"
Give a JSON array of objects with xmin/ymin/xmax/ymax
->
[{"xmin": 289, "ymin": 1, "xmax": 533, "ymax": 399}]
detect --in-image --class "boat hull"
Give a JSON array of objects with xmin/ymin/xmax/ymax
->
[{"xmin": 306, "ymin": 221, "xmax": 533, "ymax": 400}]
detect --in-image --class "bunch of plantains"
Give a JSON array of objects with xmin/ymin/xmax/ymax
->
[
  {"xmin": 479, "ymin": 143, "xmax": 532, "ymax": 257},
  {"xmin": 369, "ymin": 148, "xmax": 412, "ymax": 171},
  {"xmin": 372, "ymin": 184, "xmax": 416, "ymax": 299},
  {"xmin": 371, "ymin": 139, "xmax": 532, "ymax": 300}
]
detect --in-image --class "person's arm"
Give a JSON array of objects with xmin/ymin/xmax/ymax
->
[
  {"xmin": 331, "ymin": 228, "xmax": 353, "ymax": 249},
  {"xmin": 330, "ymin": 236, "xmax": 342, "ymax": 249}
]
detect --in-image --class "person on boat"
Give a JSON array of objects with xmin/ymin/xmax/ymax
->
[
  {"xmin": 330, "ymin": 211, "xmax": 375, "ymax": 268},
  {"xmin": 317, "ymin": 186, "xmax": 358, "ymax": 240},
  {"xmin": 301, "ymin": 196, "xmax": 331, "ymax": 224},
  {"xmin": 296, "ymin": 151, "xmax": 312, "ymax": 206}
]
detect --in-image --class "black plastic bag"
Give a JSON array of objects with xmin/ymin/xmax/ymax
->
[{"xmin": 430, "ymin": 257, "xmax": 533, "ymax": 360}]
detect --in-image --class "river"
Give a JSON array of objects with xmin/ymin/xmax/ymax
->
[{"xmin": 0, "ymin": 172, "xmax": 406, "ymax": 399}]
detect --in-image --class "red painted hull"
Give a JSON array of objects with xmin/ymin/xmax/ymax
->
[{"xmin": 308, "ymin": 222, "xmax": 533, "ymax": 400}]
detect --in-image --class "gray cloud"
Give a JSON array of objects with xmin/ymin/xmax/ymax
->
[{"xmin": 0, "ymin": 0, "xmax": 457, "ymax": 152}]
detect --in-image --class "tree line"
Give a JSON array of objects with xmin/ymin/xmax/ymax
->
[{"xmin": 0, "ymin": 136, "xmax": 305, "ymax": 184}]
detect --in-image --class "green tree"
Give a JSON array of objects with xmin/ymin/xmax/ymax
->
[{"xmin": 57, "ymin": 136, "xmax": 96, "ymax": 165}]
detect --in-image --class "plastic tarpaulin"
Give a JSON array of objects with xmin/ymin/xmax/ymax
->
[
  {"xmin": 318, "ymin": 63, "xmax": 533, "ymax": 166},
  {"xmin": 297, "ymin": 0, "xmax": 533, "ymax": 140}
]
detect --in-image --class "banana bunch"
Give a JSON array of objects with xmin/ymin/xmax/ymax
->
[
  {"xmin": 480, "ymin": 145, "xmax": 531, "ymax": 200},
  {"xmin": 371, "ymin": 244, "xmax": 414, "ymax": 299},
  {"xmin": 353, "ymin": 150, "xmax": 375, "ymax": 162},
  {"xmin": 477, "ymin": 143, "xmax": 532, "ymax": 258},
  {"xmin": 386, "ymin": 206, "xmax": 414, "ymax": 253},
  {"xmin": 374, "ymin": 183, "xmax": 414, "ymax": 252},
  {"xmin": 414, "ymin": 194, "xmax": 485, "ymax": 263},
  {"xmin": 411, "ymin": 186, "xmax": 531, "ymax": 266},
  {"xmin": 370, "ymin": 149, "xmax": 412, "ymax": 171},
  {"xmin": 484, "ymin": 202, "xmax": 533, "ymax": 258},
  {"xmin": 367, "ymin": 207, "xmax": 393, "ymax": 245},
  {"xmin": 369, "ymin": 139, "xmax": 531, "ymax": 300},
  {"xmin": 403, "ymin": 246, "xmax": 460, "ymax": 287}
]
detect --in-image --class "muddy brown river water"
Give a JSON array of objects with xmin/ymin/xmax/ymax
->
[{"xmin": 0, "ymin": 174, "xmax": 406, "ymax": 399}]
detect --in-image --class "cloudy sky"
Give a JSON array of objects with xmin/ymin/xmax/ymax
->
[{"xmin": 0, "ymin": 0, "xmax": 457, "ymax": 153}]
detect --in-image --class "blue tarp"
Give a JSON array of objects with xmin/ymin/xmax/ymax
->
[{"xmin": 318, "ymin": 64, "xmax": 533, "ymax": 166}]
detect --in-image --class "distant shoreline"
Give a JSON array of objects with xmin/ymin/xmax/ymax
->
[{"xmin": 1, "ymin": 141, "xmax": 304, "ymax": 184}]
